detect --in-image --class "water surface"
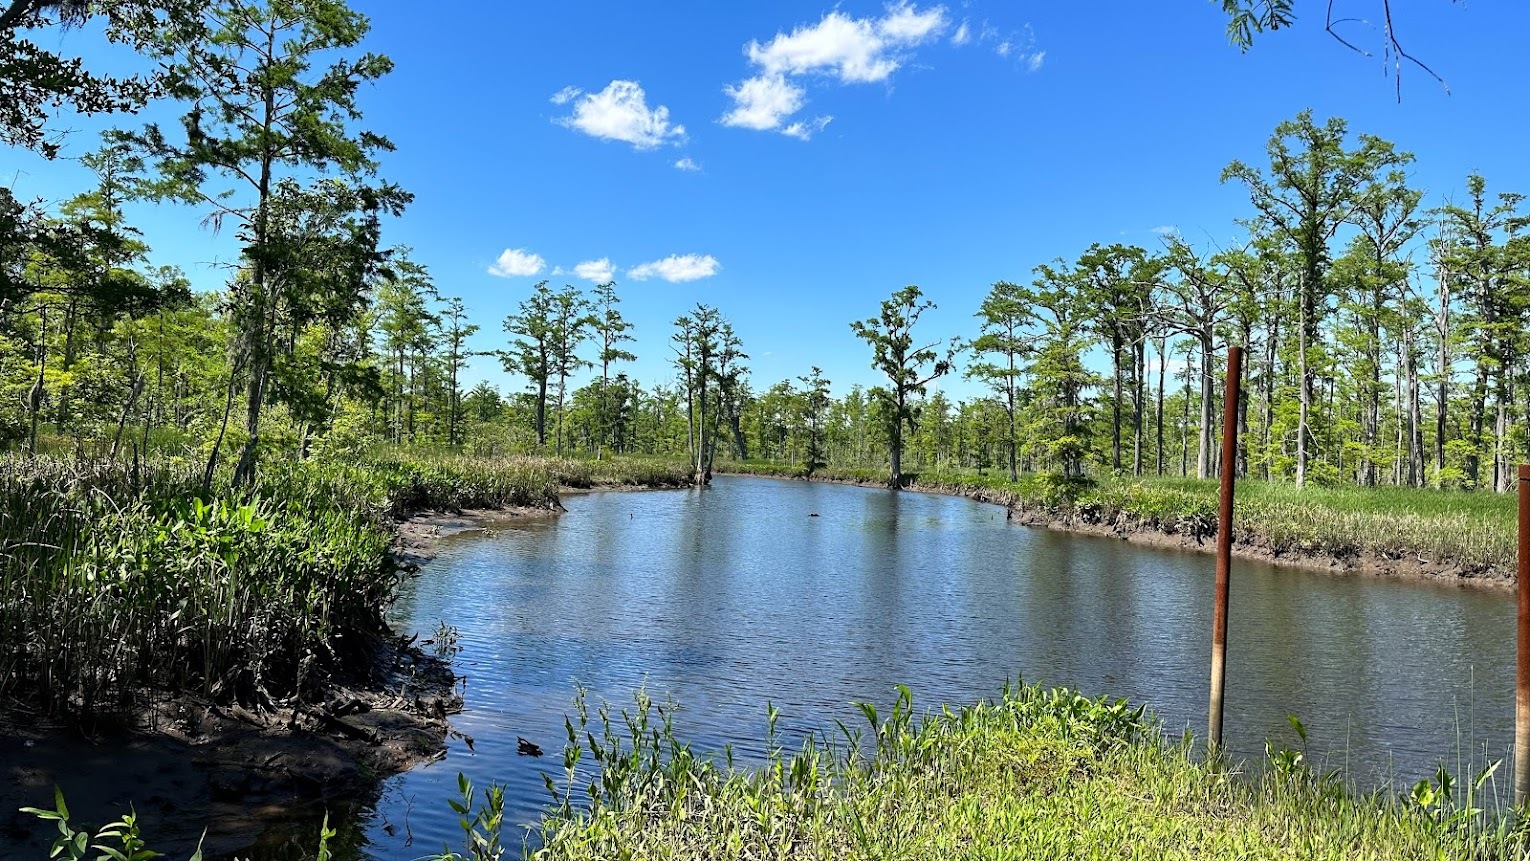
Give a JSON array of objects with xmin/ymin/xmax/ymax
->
[{"xmin": 348, "ymin": 476, "xmax": 1514, "ymax": 857}]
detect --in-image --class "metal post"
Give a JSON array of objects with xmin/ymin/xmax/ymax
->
[
  {"xmin": 1516, "ymin": 463, "xmax": 1530, "ymax": 808},
  {"xmin": 1208, "ymin": 345, "xmax": 1243, "ymax": 751}
]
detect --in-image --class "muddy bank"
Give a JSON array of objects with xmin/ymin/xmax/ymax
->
[
  {"xmin": 0, "ymin": 505, "xmax": 559, "ymax": 858},
  {"xmin": 724, "ymin": 471, "xmax": 1514, "ymax": 592},
  {"xmin": 0, "ymin": 634, "xmax": 461, "ymax": 858},
  {"xmin": 392, "ymin": 504, "xmax": 561, "ymax": 567}
]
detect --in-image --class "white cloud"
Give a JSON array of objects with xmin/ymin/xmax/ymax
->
[
  {"xmin": 721, "ymin": 73, "xmax": 805, "ymax": 131},
  {"xmin": 675, "ymin": 157, "xmax": 702, "ymax": 171},
  {"xmin": 489, "ymin": 248, "xmax": 546, "ymax": 278},
  {"xmin": 745, "ymin": 3, "xmax": 947, "ymax": 83},
  {"xmin": 723, "ymin": 3, "xmax": 948, "ymax": 138},
  {"xmin": 628, "ymin": 254, "xmax": 721, "ymax": 283},
  {"xmin": 951, "ymin": 20, "xmax": 971, "ymax": 45},
  {"xmin": 1027, "ymin": 50, "xmax": 1046, "ymax": 72},
  {"xmin": 573, "ymin": 258, "xmax": 617, "ymax": 282},
  {"xmin": 783, "ymin": 116, "xmax": 833, "ymax": 140},
  {"xmin": 995, "ymin": 40, "xmax": 1012, "ymax": 57},
  {"xmin": 555, "ymin": 80, "xmax": 686, "ymax": 150},
  {"xmin": 876, "ymin": 2, "xmax": 949, "ymax": 47},
  {"xmin": 1151, "ymin": 225, "xmax": 1180, "ymax": 237}
]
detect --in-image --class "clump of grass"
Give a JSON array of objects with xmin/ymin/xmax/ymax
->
[
  {"xmin": 516, "ymin": 683, "xmax": 1529, "ymax": 860},
  {"xmin": 0, "ymin": 455, "xmax": 399, "ymax": 715}
]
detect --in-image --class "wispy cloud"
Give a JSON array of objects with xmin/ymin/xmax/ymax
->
[
  {"xmin": 1151, "ymin": 225, "xmax": 1180, "ymax": 237},
  {"xmin": 674, "ymin": 157, "xmax": 702, "ymax": 171},
  {"xmin": 628, "ymin": 253, "xmax": 721, "ymax": 283},
  {"xmin": 722, "ymin": 2, "xmax": 948, "ymax": 139},
  {"xmin": 950, "ymin": 20, "xmax": 971, "ymax": 45},
  {"xmin": 488, "ymin": 248, "xmax": 546, "ymax": 278},
  {"xmin": 783, "ymin": 116, "xmax": 833, "ymax": 140},
  {"xmin": 554, "ymin": 80, "xmax": 686, "ymax": 150},
  {"xmin": 573, "ymin": 258, "xmax": 616, "ymax": 282},
  {"xmin": 977, "ymin": 20, "xmax": 1044, "ymax": 70}
]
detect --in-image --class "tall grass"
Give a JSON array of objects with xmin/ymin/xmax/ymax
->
[
  {"xmin": 517, "ymin": 683, "xmax": 1530, "ymax": 860},
  {"xmin": 0, "ymin": 451, "xmax": 688, "ymax": 718}
]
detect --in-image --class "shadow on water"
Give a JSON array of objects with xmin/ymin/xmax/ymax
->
[{"xmin": 205, "ymin": 475, "xmax": 1516, "ymax": 858}]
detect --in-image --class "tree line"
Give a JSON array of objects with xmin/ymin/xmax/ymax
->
[{"xmin": 2, "ymin": 0, "xmax": 1523, "ymax": 492}]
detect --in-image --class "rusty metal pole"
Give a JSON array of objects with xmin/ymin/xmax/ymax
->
[
  {"xmin": 1208, "ymin": 345, "xmax": 1243, "ymax": 751},
  {"xmin": 1516, "ymin": 464, "xmax": 1530, "ymax": 809}
]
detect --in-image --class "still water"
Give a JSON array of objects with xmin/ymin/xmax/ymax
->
[{"xmin": 341, "ymin": 476, "xmax": 1513, "ymax": 857}]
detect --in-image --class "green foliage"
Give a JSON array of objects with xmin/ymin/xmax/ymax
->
[
  {"xmin": 1220, "ymin": 0, "xmax": 1295, "ymax": 51},
  {"xmin": 21, "ymin": 784, "xmax": 204, "ymax": 861},
  {"xmin": 527, "ymin": 681, "xmax": 1525, "ymax": 860},
  {"xmin": 0, "ymin": 0, "xmax": 196, "ymax": 157}
]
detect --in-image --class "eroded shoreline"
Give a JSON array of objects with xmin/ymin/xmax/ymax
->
[{"xmin": 722, "ymin": 471, "xmax": 1515, "ymax": 592}]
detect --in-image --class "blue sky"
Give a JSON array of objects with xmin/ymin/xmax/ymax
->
[{"xmin": 5, "ymin": 1, "xmax": 1529, "ymax": 400}]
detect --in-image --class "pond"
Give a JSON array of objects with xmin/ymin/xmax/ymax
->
[{"xmin": 270, "ymin": 475, "xmax": 1520, "ymax": 858}]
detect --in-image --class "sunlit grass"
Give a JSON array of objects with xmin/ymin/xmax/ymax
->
[{"xmin": 516, "ymin": 683, "xmax": 1528, "ymax": 861}]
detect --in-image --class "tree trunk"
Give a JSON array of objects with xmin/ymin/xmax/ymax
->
[
  {"xmin": 1110, "ymin": 337, "xmax": 1123, "ymax": 472},
  {"xmin": 1296, "ymin": 274, "xmax": 1311, "ymax": 489},
  {"xmin": 534, "ymin": 371, "xmax": 548, "ymax": 447},
  {"xmin": 231, "ymin": 76, "xmax": 279, "ymax": 489},
  {"xmin": 1134, "ymin": 338, "xmax": 1145, "ymax": 476},
  {"xmin": 1155, "ymin": 338, "xmax": 1166, "ymax": 477},
  {"xmin": 1196, "ymin": 334, "xmax": 1214, "ymax": 480},
  {"xmin": 1406, "ymin": 326, "xmax": 1424, "ymax": 487},
  {"xmin": 1467, "ymin": 361, "xmax": 1488, "ymax": 488}
]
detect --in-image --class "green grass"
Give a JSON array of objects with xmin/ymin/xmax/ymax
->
[
  {"xmin": 516, "ymin": 682, "xmax": 1527, "ymax": 860},
  {"xmin": 721, "ymin": 460, "xmax": 1519, "ymax": 577},
  {"xmin": 0, "ymin": 450, "xmax": 691, "ymax": 718}
]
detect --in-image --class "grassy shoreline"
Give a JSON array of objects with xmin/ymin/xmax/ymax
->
[
  {"xmin": 719, "ymin": 461, "xmax": 1518, "ymax": 586},
  {"xmin": 524, "ymin": 683, "xmax": 1524, "ymax": 860}
]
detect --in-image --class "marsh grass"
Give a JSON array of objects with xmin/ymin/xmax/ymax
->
[
  {"xmin": 513, "ymin": 683, "xmax": 1530, "ymax": 861},
  {"xmin": 0, "ymin": 451, "xmax": 688, "ymax": 718}
]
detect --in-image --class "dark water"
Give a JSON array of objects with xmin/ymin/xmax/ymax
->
[{"xmin": 339, "ymin": 476, "xmax": 1514, "ymax": 858}]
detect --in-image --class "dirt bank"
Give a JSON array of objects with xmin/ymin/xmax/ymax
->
[
  {"xmin": 0, "ymin": 634, "xmax": 461, "ymax": 857},
  {"xmin": 724, "ymin": 471, "xmax": 1515, "ymax": 592}
]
